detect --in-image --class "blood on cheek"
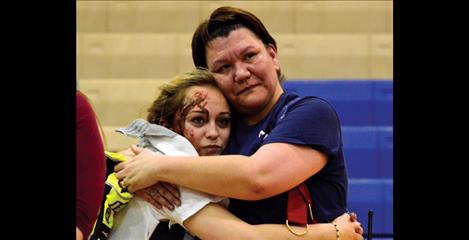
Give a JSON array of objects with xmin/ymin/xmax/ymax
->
[{"xmin": 186, "ymin": 127, "xmax": 195, "ymax": 138}]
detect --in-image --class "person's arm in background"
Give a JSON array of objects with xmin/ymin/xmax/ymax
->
[
  {"xmin": 184, "ymin": 203, "xmax": 363, "ymax": 240},
  {"xmin": 76, "ymin": 227, "xmax": 83, "ymax": 240},
  {"xmin": 76, "ymin": 91, "xmax": 106, "ymax": 239}
]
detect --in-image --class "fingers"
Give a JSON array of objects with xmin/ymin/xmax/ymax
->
[
  {"xmin": 353, "ymin": 221, "xmax": 364, "ymax": 235},
  {"xmin": 354, "ymin": 233, "xmax": 364, "ymax": 240},
  {"xmin": 118, "ymin": 147, "xmax": 137, "ymax": 160},
  {"xmin": 349, "ymin": 212, "xmax": 358, "ymax": 222},
  {"xmin": 354, "ymin": 232, "xmax": 364, "ymax": 240},
  {"xmin": 356, "ymin": 223, "xmax": 364, "ymax": 235},
  {"xmin": 118, "ymin": 179, "xmax": 126, "ymax": 190},
  {"xmin": 153, "ymin": 182, "xmax": 180, "ymax": 209},
  {"xmin": 136, "ymin": 183, "xmax": 180, "ymax": 210},
  {"xmin": 158, "ymin": 183, "xmax": 181, "ymax": 207},
  {"xmin": 335, "ymin": 214, "xmax": 364, "ymax": 240},
  {"xmin": 348, "ymin": 212, "xmax": 363, "ymax": 237},
  {"xmin": 160, "ymin": 182, "xmax": 181, "ymax": 200},
  {"xmin": 332, "ymin": 212, "xmax": 350, "ymax": 229},
  {"xmin": 136, "ymin": 189, "xmax": 163, "ymax": 209},
  {"xmin": 130, "ymin": 144, "xmax": 144, "ymax": 155},
  {"xmin": 114, "ymin": 162, "xmax": 126, "ymax": 174},
  {"xmin": 127, "ymin": 183, "xmax": 136, "ymax": 193},
  {"xmin": 118, "ymin": 178, "xmax": 132, "ymax": 192},
  {"xmin": 152, "ymin": 188, "xmax": 175, "ymax": 210}
]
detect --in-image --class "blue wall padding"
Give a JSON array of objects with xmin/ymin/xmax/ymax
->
[
  {"xmin": 348, "ymin": 179, "xmax": 393, "ymax": 234},
  {"xmin": 378, "ymin": 127, "xmax": 393, "ymax": 178},
  {"xmin": 283, "ymin": 80, "xmax": 393, "ymax": 126},
  {"xmin": 373, "ymin": 81, "xmax": 393, "ymax": 125},
  {"xmin": 283, "ymin": 81, "xmax": 374, "ymax": 126},
  {"xmin": 341, "ymin": 126, "xmax": 379, "ymax": 178}
]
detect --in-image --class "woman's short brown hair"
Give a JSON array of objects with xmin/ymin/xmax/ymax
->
[{"xmin": 191, "ymin": 6, "xmax": 284, "ymax": 81}]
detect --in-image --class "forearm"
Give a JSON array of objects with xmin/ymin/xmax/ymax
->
[
  {"xmin": 253, "ymin": 223, "xmax": 337, "ymax": 240},
  {"xmin": 154, "ymin": 155, "xmax": 262, "ymax": 199},
  {"xmin": 184, "ymin": 203, "xmax": 337, "ymax": 240},
  {"xmin": 184, "ymin": 203, "xmax": 258, "ymax": 240}
]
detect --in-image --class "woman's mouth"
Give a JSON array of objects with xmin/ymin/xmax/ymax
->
[{"xmin": 237, "ymin": 84, "xmax": 259, "ymax": 95}]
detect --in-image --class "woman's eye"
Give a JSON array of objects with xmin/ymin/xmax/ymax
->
[
  {"xmin": 216, "ymin": 64, "xmax": 231, "ymax": 73},
  {"xmin": 217, "ymin": 117, "xmax": 231, "ymax": 128},
  {"xmin": 245, "ymin": 53, "xmax": 256, "ymax": 62}
]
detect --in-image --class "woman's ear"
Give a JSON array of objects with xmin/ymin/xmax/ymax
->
[{"xmin": 267, "ymin": 43, "xmax": 280, "ymax": 72}]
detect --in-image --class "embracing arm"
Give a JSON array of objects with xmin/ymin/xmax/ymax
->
[
  {"xmin": 184, "ymin": 203, "xmax": 362, "ymax": 240},
  {"xmin": 115, "ymin": 143, "xmax": 327, "ymax": 199}
]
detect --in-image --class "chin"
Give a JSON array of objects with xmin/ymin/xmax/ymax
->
[
  {"xmin": 237, "ymin": 92, "xmax": 269, "ymax": 107},
  {"xmin": 237, "ymin": 99, "xmax": 268, "ymax": 114},
  {"xmin": 200, "ymin": 149, "xmax": 222, "ymax": 156}
]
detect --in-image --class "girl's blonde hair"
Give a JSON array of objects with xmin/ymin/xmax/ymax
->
[{"xmin": 147, "ymin": 68, "xmax": 219, "ymax": 131}]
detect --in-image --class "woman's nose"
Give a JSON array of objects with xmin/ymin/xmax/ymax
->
[{"xmin": 233, "ymin": 62, "xmax": 251, "ymax": 83}]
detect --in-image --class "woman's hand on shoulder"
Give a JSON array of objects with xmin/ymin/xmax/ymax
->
[{"xmin": 114, "ymin": 145, "xmax": 162, "ymax": 192}]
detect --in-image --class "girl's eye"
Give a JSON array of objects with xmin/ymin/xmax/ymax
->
[
  {"xmin": 190, "ymin": 117, "xmax": 206, "ymax": 126},
  {"xmin": 217, "ymin": 117, "xmax": 231, "ymax": 128}
]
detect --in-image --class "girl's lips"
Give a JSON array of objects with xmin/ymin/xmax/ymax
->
[
  {"xmin": 201, "ymin": 146, "xmax": 222, "ymax": 155},
  {"xmin": 202, "ymin": 145, "xmax": 222, "ymax": 150}
]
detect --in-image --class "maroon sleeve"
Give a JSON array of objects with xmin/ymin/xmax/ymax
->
[{"xmin": 76, "ymin": 90, "xmax": 106, "ymax": 238}]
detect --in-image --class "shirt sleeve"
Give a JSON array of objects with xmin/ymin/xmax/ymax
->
[
  {"xmin": 160, "ymin": 187, "xmax": 228, "ymax": 229},
  {"xmin": 76, "ymin": 91, "xmax": 106, "ymax": 238},
  {"xmin": 264, "ymin": 97, "xmax": 342, "ymax": 157}
]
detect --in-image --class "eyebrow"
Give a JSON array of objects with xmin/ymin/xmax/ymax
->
[
  {"xmin": 210, "ymin": 45, "xmax": 257, "ymax": 68},
  {"xmin": 189, "ymin": 110, "xmax": 231, "ymax": 115},
  {"xmin": 188, "ymin": 109, "xmax": 209, "ymax": 114}
]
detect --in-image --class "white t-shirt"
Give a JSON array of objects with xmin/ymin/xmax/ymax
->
[{"xmin": 108, "ymin": 119, "xmax": 228, "ymax": 240}]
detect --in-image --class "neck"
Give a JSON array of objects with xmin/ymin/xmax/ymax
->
[{"xmin": 242, "ymin": 85, "xmax": 284, "ymax": 125}]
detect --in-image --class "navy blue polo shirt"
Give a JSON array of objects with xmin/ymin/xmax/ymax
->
[{"xmin": 223, "ymin": 93, "xmax": 348, "ymax": 224}]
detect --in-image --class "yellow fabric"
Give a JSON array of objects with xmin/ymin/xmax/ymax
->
[
  {"xmin": 89, "ymin": 151, "xmax": 134, "ymax": 239},
  {"xmin": 102, "ymin": 173, "xmax": 134, "ymax": 228},
  {"xmin": 105, "ymin": 151, "xmax": 128, "ymax": 163}
]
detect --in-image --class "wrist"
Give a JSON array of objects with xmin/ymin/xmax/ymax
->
[
  {"xmin": 152, "ymin": 155, "xmax": 180, "ymax": 183},
  {"xmin": 332, "ymin": 222, "xmax": 340, "ymax": 240}
]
